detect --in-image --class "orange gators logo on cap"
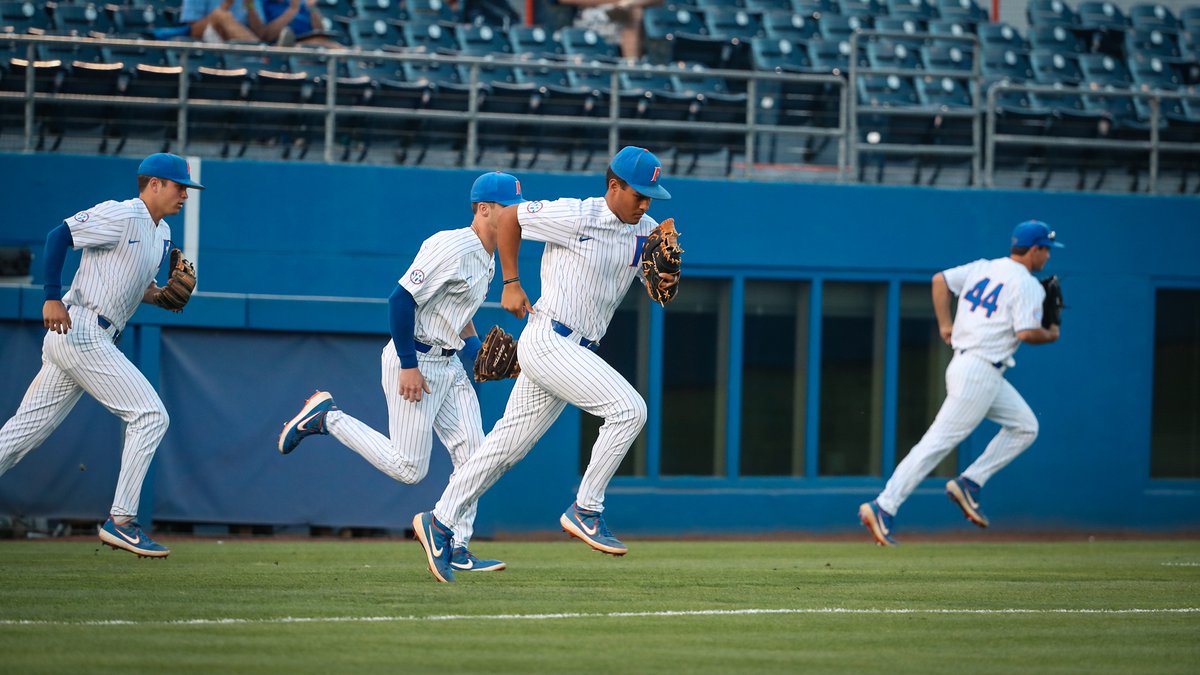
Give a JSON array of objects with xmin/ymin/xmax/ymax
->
[{"xmin": 651, "ymin": 167, "xmax": 661, "ymax": 182}]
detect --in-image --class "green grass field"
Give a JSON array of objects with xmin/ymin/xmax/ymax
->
[{"xmin": 1, "ymin": 538, "xmax": 1198, "ymax": 674}]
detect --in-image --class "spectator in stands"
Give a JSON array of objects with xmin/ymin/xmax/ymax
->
[
  {"xmin": 559, "ymin": 0, "xmax": 661, "ymax": 59},
  {"xmin": 258, "ymin": 0, "xmax": 344, "ymax": 48},
  {"xmin": 181, "ymin": 0, "xmax": 266, "ymax": 43}
]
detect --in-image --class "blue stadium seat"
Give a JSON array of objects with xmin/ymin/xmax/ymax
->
[
  {"xmin": 885, "ymin": 0, "xmax": 936, "ymax": 22},
  {"xmin": 357, "ymin": 0, "xmax": 408, "ymax": 23},
  {"xmin": 559, "ymin": 27, "xmax": 620, "ymax": 62},
  {"xmin": 935, "ymin": 0, "xmax": 988, "ymax": 24},
  {"xmin": 867, "ymin": 39, "xmax": 924, "ymax": 70},
  {"xmin": 514, "ymin": 56, "xmax": 569, "ymax": 88},
  {"xmin": 643, "ymin": 5, "xmax": 728, "ymax": 67},
  {"xmin": 693, "ymin": 0, "xmax": 742, "ymax": 10},
  {"xmin": 1124, "ymin": 27, "xmax": 1182, "ymax": 62},
  {"xmin": 1125, "ymin": 55, "xmax": 1200, "ymax": 142},
  {"xmin": 743, "ymin": 0, "xmax": 791, "ymax": 13},
  {"xmin": 400, "ymin": 18, "xmax": 459, "ymax": 53},
  {"xmin": 621, "ymin": 87, "xmax": 694, "ymax": 156},
  {"xmin": 476, "ymin": 80, "xmax": 536, "ymax": 166},
  {"xmin": 809, "ymin": 37, "xmax": 868, "ymax": 76},
  {"xmin": 108, "ymin": 4, "xmax": 161, "ymax": 38},
  {"xmin": 1079, "ymin": 52, "xmax": 1133, "ymax": 87},
  {"xmin": 312, "ymin": 0, "xmax": 359, "ymax": 22},
  {"xmin": 840, "ymin": 0, "xmax": 885, "ymax": 20},
  {"xmin": 1, "ymin": 1, "xmax": 50, "ymax": 34},
  {"xmin": 619, "ymin": 61, "xmax": 676, "ymax": 93},
  {"xmin": 927, "ymin": 19, "xmax": 973, "ymax": 38},
  {"xmin": 922, "ymin": 40, "xmax": 973, "ymax": 72},
  {"xmin": 1032, "ymin": 49, "xmax": 1084, "ymax": 86},
  {"xmin": 49, "ymin": 2, "xmax": 115, "ymax": 36},
  {"xmin": 751, "ymin": 36, "xmax": 812, "ymax": 71},
  {"xmin": 565, "ymin": 58, "xmax": 618, "ymax": 91},
  {"xmin": 1129, "ymin": 3, "xmax": 1179, "ymax": 31},
  {"xmin": 1029, "ymin": 23, "xmax": 1088, "ymax": 54},
  {"xmin": 508, "ymin": 25, "xmax": 565, "ymax": 59},
  {"xmin": 527, "ymin": 82, "xmax": 606, "ymax": 170},
  {"xmin": 761, "ymin": 11, "xmax": 819, "ymax": 42},
  {"xmin": 705, "ymin": 7, "xmax": 763, "ymax": 41},
  {"xmin": 981, "ymin": 47, "xmax": 1034, "ymax": 82},
  {"xmin": 1077, "ymin": 1, "xmax": 1130, "ymax": 55},
  {"xmin": 340, "ymin": 17, "xmax": 403, "ymax": 49},
  {"xmin": 818, "ymin": 15, "xmax": 872, "ymax": 44},
  {"xmin": 915, "ymin": 73, "xmax": 971, "ymax": 108},
  {"xmin": 978, "ymin": 22, "xmax": 1028, "ymax": 51},
  {"xmin": 456, "ymin": 23, "xmax": 512, "ymax": 56},
  {"xmin": 873, "ymin": 17, "xmax": 927, "ymax": 48},
  {"xmin": 1026, "ymin": 0, "xmax": 1078, "ymax": 27},
  {"xmin": 405, "ymin": 0, "xmax": 461, "ymax": 24}
]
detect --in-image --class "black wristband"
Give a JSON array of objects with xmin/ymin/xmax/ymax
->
[{"xmin": 503, "ymin": 276, "xmax": 521, "ymax": 285}]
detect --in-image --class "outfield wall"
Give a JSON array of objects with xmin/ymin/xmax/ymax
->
[{"xmin": 1, "ymin": 153, "xmax": 1198, "ymax": 536}]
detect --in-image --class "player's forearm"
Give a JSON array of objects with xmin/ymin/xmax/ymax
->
[
  {"xmin": 388, "ymin": 285, "xmax": 419, "ymax": 368},
  {"xmin": 931, "ymin": 273, "xmax": 953, "ymax": 329},
  {"xmin": 497, "ymin": 207, "xmax": 523, "ymax": 282},
  {"xmin": 42, "ymin": 222, "xmax": 74, "ymax": 302},
  {"xmin": 141, "ymin": 283, "xmax": 160, "ymax": 304},
  {"xmin": 1017, "ymin": 325, "xmax": 1060, "ymax": 344}
]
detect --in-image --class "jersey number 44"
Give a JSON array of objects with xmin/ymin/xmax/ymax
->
[{"xmin": 963, "ymin": 278, "xmax": 1004, "ymax": 318}]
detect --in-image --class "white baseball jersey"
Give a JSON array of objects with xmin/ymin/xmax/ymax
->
[
  {"xmin": 0, "ymin": 197, "xmax": 172, "ymax": 519},
  {"xmin": 63, "ymin": 198, "xmax": 172, "ymax": 332},
  {"xmin": 399, "ymin": 227, "xmax": 495, "ymax": 350},
  {"xmin": 323, "ymin": 226, "xmax": 493, "ymax": 548},
  {"xmin": 943, "ymin": 257, "xmax": 1045, "ymax": 365},
  {"xmin": 432, "ymin": 196, "xmax": 657, "ymax": 532},
  {"xmin": 519, "ymin": 197, "xmax": 657, "ymax": 341}
]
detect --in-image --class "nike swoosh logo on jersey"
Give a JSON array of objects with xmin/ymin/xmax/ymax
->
[
  {"xmin": 128, "ymin": 239, "xmax": 140, "ymax": 244},
  {"xmin": 115, "ymin": 527, "xmax": 141, "ymax": 545},
  {"xmin": 578, "ymin": 236, "xmax": 592, "ymax": 242}
]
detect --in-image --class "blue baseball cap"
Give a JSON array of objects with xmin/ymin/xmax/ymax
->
[
  {"xmin": 1011, "ymin": 220, "xmax": 1064, "ymax": 248},
  {"xmin": 470, "ymin": 171, "xmax": 525, "ymax": 206},
  {"xmin": 609, "ymin": 146, "xmax": 671, "ymax": 200},
  {"xmin": 137, "ymin": 153, "xmax": 204, "ymax": 189}
]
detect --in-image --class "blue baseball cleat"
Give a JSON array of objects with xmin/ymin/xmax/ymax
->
[
  {"xmin": 859, "ymin": 501, "xmax": 897, "ymax": 547},
  {"xmin": 98, "ymin": 518, "xmax": 170, "ymax": 558},
  {"xmin": 451, "ymin": 547, "xmax": 507, "ymax": 572},
  {"xmin": 560, "ymin": 502, "xmax": 627, "ymax": 556},
  {"xmin": 413, "ymin": 512, "xmax": 456, "ymax": 582},
  {"xmin": 278, "ymin": 391, "xmax": 336, "ymax": 454},
  {"xmin": 946, "ymin": 476, "xmax": 990, "ymax": 528}
]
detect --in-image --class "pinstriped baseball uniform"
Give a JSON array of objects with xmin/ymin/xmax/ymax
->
[
  {"xmin": 0, "ymin": 198, "xmax": 173, "ymax": 518},
  {"xmin": 433, "ymin": 196, "xmax": 656, "ymax": 532},
  {"xmin": 324, "ymin": 227, "xmax": 494, "ymax": 547},
  {"xmin": 876, "ymin": 257, "xmax": 1045, "ymax": 515}
]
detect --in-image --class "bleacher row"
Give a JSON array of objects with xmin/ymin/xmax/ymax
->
[{"xmin": 2, "ymin": 0, "xmax": 1200, "ymax": 190}]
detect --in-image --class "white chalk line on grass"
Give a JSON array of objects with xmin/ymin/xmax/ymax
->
[{"xmin": 2, "ymin": 608, "xmax": 1198, "ymax": 627}]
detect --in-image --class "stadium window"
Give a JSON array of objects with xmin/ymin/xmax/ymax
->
[
  {"xmin": 661, "ymin": 278, "xmax": 729, "ymax": 476},
  {"xmin": 1151, "ymin": 288, "xmax": 1200, "ymax": 478},
  {"xmin": 579, "ymin": 284, "xmax": 650, "ymax": 477},
  {"xmin": 740, "ymin": 280, "xmax": 810, "ymax": 476},
  {"xmin": 895, "ymin": 282, "xmax": 955, "ymax": 476},
  {"xmin": 818, "ymin": 281, "xmax": 886, "ymax": 476}
]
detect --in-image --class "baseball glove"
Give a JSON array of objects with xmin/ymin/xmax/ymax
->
[
  {"xmin": 153, "ymin": 248, "xmax": 196, "ymax": 312},
  {"xmin": 473, "ymin": 325, "xmax": 521, "ymax": 382},
  {"xmin": 1040, "ymin": 275, "xmax": 1063, "ymax": 328},
  {"xmin": 641, "ymin": 217, "xmax": 683, "ymax": 305}
]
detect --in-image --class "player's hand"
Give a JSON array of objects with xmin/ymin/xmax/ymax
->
[
  {"xmin": 221, "ymin": 0, "xmax": 234, "ymax": 10},
  {"xmin": 938, "ymin": 322, "xmax": 953, "ymax": 345},
  {"xmin": 43, "ymin": 300, "xmax": 71, "ymax": 334},
  {"xmin": 399, "ymin": 367, "xmax": 432, "ymax": 402},
  {"xmin": 1046, "ymin": 323, "xmax": 1060, "ymax": 342},
  {"xmin": 501, "ymin": 283, "xmax": 533, "ymax": 320}
]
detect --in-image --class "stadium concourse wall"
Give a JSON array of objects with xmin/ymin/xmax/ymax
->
[{"xmin": 0, "ymin": 153, "xmax": 1198, "ymax": 537}]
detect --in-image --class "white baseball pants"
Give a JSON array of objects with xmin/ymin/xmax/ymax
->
[
  {"xmin": 433, "ymin": 313, "xmax": 647, "ymax": 534},
  {"xmin": 0, "ymin": 305, "xmax": 168, "ymax": 518},
  {"xmin": 325, "ymin": 343, "xmax": 484, "ymax": 547},
  {"xmin": 877, "ymin": 351, "xmax": 1039, "ymax": 515}
]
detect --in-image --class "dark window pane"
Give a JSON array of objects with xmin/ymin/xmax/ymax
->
[
  {"xmin": 662, "ymin": 278, "xmax": 728, "ymax": 476},
  {"xmin": 819, "ymin": 282, "xmax": 886, "ymax": 476},
  {"xmin": 741, "ymin": 280, "xmax": 810, "ymax": 476},
  {"xmin": 579, "ymin": 285, "xmax": 649, "ymax": 477},
  {"xmin": 896, "ymin": 282, "xmax": 955, "ymax": 476},
  {"xmin": 1151, "ymin": 289, "xmax": 1200, "ymax": 478}
]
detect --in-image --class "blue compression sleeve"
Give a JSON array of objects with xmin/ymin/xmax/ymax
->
[
  {"xmin": 389, "ymin": 284, "xmax": 419, "ymax": 369},
  {"xmin": 43, "ymin": 222, "xmax": 74, "ymax": 302},
  {"xmin": 460, "ymin": 334, "xmax": 482, "ymax": 365}
]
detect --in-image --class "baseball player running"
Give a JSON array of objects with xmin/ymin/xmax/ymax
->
[
  {"xmin": 0, "ymin": 153, "xmax": 205, "ymax": 558},
  {"xmin": 278, "ymin": 172, "xmax": 525, "ymax": 573},
  {"xmin": 413, "ymin": 146, "xmax": 678, "ymax": 582},
  {"xmin": 860, "ymin": 220, "xmax": 1064, "ymax": 546}
]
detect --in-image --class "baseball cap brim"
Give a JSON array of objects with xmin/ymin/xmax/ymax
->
[
  {"xmin": 493, "ymin": 195, "xmax": 525, "ymax": 206},
  {"xmin": 626, "ymin": 181, "xmax": 671, "ymax": 200}
]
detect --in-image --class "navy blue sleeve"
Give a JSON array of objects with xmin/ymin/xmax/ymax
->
[
  {"xmin": 43, "ymin": 222, "xmax": 75, "ymax": 302},
  {"xmin": 389, "ymin": 284, "xmax": 419, "ymax": 369},
  {"xmin": 460, "ymin": 334, "xmax": 482, "ymax": 365}
]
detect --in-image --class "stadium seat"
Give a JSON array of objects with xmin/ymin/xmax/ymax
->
[
  {"xmin": 855, "ymin": 72, "xmax": 926, "ymax": 181},
  {"xmin": 978, "ymin": 22, "xmax": 1028, "ymax": 51},
  {"xmin": 818, "ymin": 15, "xmax": 872, "ymax": 44},
  {"xmin": 405, "ymin": 0, "xmax": 461, "ymax": 24},
  {"xmin": 514, "ymin": 56, "xmax": 569, "ymax": 88},
  {"xmin": 356, "ymin": 0, "xmax": 408, "ymax": 23},
  {"xmin": 704, "ymin": 7, "xmax": 763, "ymax": 42},
  {"xmin": 743, "ymin": 0, "xmax": 792, "ymax": 13},
  {"xmin": 49, "ymin": 2, "xmax": 116, "ymax": 36},
  {"xmin": 1076, "ymin": 1, "xmax": 1130, "ymax": 55},
  {"xmin": 867, "ymin": 39, "xmax": 924, "ymax": 71},
  {"xmin": 1029, "ymin": 23, "xmax": 1088, "ymax": 54},
  {"xmin": 809, "ymin": 37, "xmax": 868, "ymax": 76},
  {"xmin": 565, "ymin": 57, "xmax": 618, "ymax": 91},
  {"xmin": 340, "ymin": 17, "xmax": 403, "ymax": 49},
  {"xmin": 935, "ymin": 0, "xmax": 988, "ymax": 24},
  {"xmin": 872, "ymin": 17, "xmax": 927, "ymax": 48},
  {"xmin": 761, "ymin": 11, "xmax": 820, "ymax": 42},
  {"xmin": 559, "ymin": 27, "xmax": 620, "ymax": 62},
  {"xmin": 476, "ymin": 80, "xmax": 535, "ymax": 166},
  {"xmin": 401, "ymin": 18, "xmax": 460, "ymax": 53},
  {"xmin": 1032, "ymin": 48, "xmax": 1085, "ymax": 85},
  {"xmin": 840, "ymin": 0, "xmax": 885, "ymax": 21},
  {"xmin": 527, "ymin": 83, "xmax": 604, "ymax": 170},
  {"xmin": 620, "ymin": 61, "xmax": 676, "ymax": 93},
  {"xmin": 312, "ymin": 0, "xmax": 358, "ymax": 22},
  {"xmin": 1124, "ymin": 27, "xmax": 1183, "ymax": 62},
  {"xmin": 457, "ymin": 23, "xmax": 512, "ymax": 56},
  {"xmin": 643, "ymin": 5, "xmax": 729, "ymax": 67},
  {"xmin": 885, "ymin": 0, "xmax": 936, "ymax": 22},
  {"xmin": 108, "ymin": 3, "xmax": 160, "ymax": 38},
  {"xmin": 693, "ymin": 0, "xmax": 742, "ymax": 10},
  {"xmin": 922, "ymin": 40, "xmax": 974, "ymax": 72},
  {"xmin": 914, "ymin": 72, "xmax": 975, "ymax": 183},
  {"xmin": 1, "ymin": 1, "xmax": 50, "ymax": 34},
  {"xmin": 1126, "ymin": 55, "xmax": 1200, "ymax": 143},
  {"xmin": 1079, "ymin": 52, "xmax": 1134, "ymax": 87},
  {"xmin": 792, "ymin": 0, "xmax": 839, "ymax": 13},
  {"xmin": 1129, "ymin": 3, "xmax": 1179, "ymax": 31},
  {"xmin": 926, "ymin": 19, "xmax": 972, "ymax": 38},
  {"xmin": 508, "ymin": 25, "xmax": 565, "ymax": 59},
  {"xmin": 1026, "ymin": 0, "xmax": 1078, "ymax": 27}
]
